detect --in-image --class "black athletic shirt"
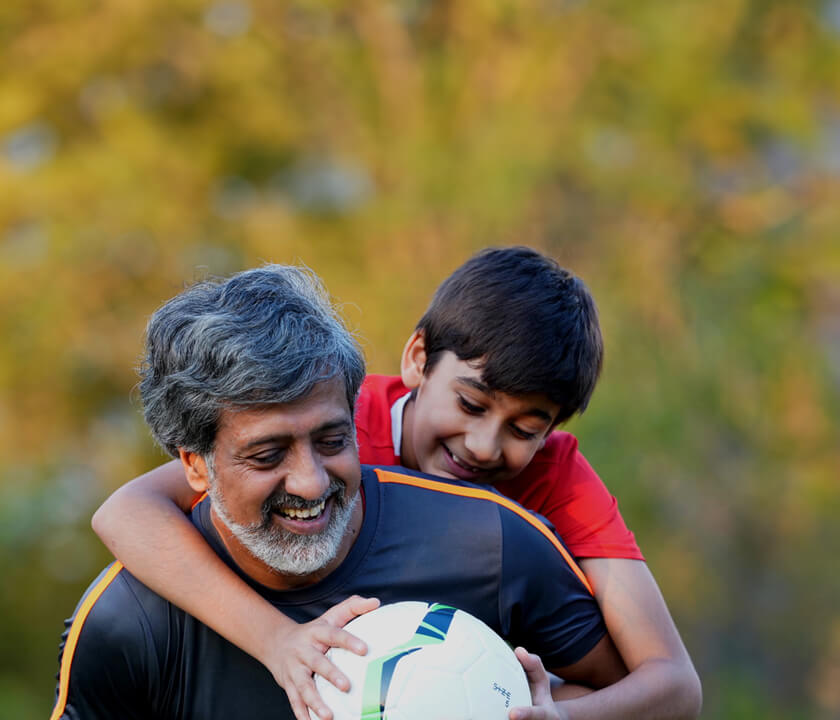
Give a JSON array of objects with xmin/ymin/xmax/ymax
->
[{"xmin": 51, "ymin": 466, "xmax": 606, "ymax": 719}]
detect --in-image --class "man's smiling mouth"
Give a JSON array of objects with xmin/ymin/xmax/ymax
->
[
  {"xmin": 267, "ymin": 483, "xmax": 345, "ymax": 522},
  {"xmin": 276, "ymin": 498, "xmax": 327, "ymax": 520}
]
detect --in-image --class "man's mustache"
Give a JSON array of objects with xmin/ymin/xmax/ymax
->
[{"xmin": 261, "ymin": 478, "xmax": 346, "ymax": 517}]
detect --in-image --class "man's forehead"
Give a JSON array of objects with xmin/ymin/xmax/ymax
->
[{"xmin": 217, "ymin": 379, "xmax": 352, "ymax": 435}]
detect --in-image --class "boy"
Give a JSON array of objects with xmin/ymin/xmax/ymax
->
[{"xmin": 91, "ymin": 248, "xmax": 701, "ymax": 719}]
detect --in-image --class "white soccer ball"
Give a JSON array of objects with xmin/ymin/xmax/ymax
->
[{"xmin": 313, "ymin": 601, "xmax": 531, "ymax": 720}]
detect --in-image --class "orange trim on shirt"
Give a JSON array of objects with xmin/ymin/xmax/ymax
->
[
  {"xmin": 374, "ymin": 468, "xmax": 594, "ymax": 595},
  {"xmin": 49, "ymin": 562, "xmax": 124, "ymax": 720},
  {"xmin": 190, "ymin": 491, "xmax": 208, "ymax": 510}
]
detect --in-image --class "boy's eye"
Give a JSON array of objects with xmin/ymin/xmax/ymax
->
[
  {"xmin": 457, "ymin": 395, "xmax": 485, "ymax": 415},
  {"xmin": 510, "ymin": 425, "xmax": 539, "ymax": 441}
]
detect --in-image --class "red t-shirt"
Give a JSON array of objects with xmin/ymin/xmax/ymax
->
[{"xmin": 355, "ymin": 374, "xmax": 643, "ymax": 561}]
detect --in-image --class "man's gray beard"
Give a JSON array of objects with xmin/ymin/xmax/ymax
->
[{"xmin": 207, "ymin": 471, "xmax": 359, "ymax": 577}]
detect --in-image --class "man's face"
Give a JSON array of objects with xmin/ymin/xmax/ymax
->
[
  {"xmin": 204, "ymin": 377, "xmax": 362, "ymax": 589},
  {"xmin": 401, "ymin": 351, "xmax": 560, "ymax": 486}
]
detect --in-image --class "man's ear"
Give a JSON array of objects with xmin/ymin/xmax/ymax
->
[
  {"xmin": 178, "ymin": 449, "xmax": 211, "ymax": 494},
  {"xmin": 400, "ymin": 330, "xmax": 427, "ymax": 390}
]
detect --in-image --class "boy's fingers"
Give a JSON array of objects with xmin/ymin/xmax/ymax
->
[
  {"xmin": 509, "ymin": 707, "xmax": 553, "ymax": 720},
  {"xmin": 514, "ymin": 646, "xmax": 542, "ymax": 671},
  {"xmin": 514, "ymin": 646, "xmax": 547, "ymax": 682},
  {"xmin": 513, "ymin": 647, "xmax": 553, "ymax": 708},
  {"xmin": 297, "ymin": 677, "xmax": 334, "ymax": 720},
  {"xmin": 313, "ymin": 624, "xmax": 370, "ymax": 657},
  {"xmin": 285, "ymin": 685, "xmax": 311, "ymax": 720},
  {"xmin": 306, "ymin": 652, "xmax": 351, "ymax": 692},
  {"xmin": 321, "ymin": 595, "xmax": 380, "ymax": 629}
]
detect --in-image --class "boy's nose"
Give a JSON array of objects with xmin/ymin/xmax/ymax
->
[
  {"xmin": 463, "ymin": 427, "xmax": 503, "ymax": 466},
  {"xmin": 284, "ymin": 444, "xmax": 331, "ymax": 500}
]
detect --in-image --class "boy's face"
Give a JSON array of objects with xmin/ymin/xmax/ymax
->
[{"xmin": 400, "ymin": 333, "xmax": 560, "ymax": 485}]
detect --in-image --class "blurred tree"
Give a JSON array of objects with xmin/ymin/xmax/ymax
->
[{"xmin": 1, "ymin": 0, "xmax": 839, "ymax": 717}]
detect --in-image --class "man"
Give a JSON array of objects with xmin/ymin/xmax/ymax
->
[{"xmin": 51, "ymin": 265, "xmax": 625, "ymax": 719}]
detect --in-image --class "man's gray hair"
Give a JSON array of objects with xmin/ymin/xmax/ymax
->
[{"xmin": 139, "ymin": 264, "xmax": 365, "ymax": 457}]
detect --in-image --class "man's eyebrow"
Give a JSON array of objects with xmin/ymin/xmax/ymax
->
[{"xmin": 240, "ymin": 418, "xmax": 352, "ymax": 450}]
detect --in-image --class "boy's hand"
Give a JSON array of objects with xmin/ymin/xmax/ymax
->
[
  {"xmin": 269, "ymin": 595, "xmax": 380, "ymax": 720},
  {"xmin": 509, "ymin": 647, "xmax": 570, "ymax": 720}
]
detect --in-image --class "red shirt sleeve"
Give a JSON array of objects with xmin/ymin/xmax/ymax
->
[
  {"xmin": 495, "ymin": 432, "xmax": 644, "ymax": 561},
  {"xmin": 355, "ymin": 375, "xmax": 402, "ymax": 467}
]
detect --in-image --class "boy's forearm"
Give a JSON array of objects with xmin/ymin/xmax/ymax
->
[
  {"xmin": 90, "ymin": 463, "xmax": 289, "ymax": 670},
  {"xmin": 556, "ymin": 657, "xmax": 701, "ymax": 719},
  {"xmin": 123, "ymin": 505, "xmax": 293, "ymax": 668},
  {"xmin": 571, "ymin": 557, "xmax": 702, "ymax": 719}
]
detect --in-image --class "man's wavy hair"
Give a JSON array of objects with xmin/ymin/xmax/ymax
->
[
  {"xmin": 139, "ymin": 264, "xmax": 365, "ymax": 458},
  {"xmin": 416, "ymin": 247, "xmax": 603, "ymax": 424}
]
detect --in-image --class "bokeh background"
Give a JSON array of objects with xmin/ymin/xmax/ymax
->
[{"xmin": 2, "ymin": 1, "xmax": 839, "ymax": 717}]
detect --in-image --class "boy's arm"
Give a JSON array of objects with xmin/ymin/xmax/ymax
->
[
  {"xmin": 562, "ymin": 558, "xmax": 702, "ymax": 719},
  {"xmin": 90, "ymin": 462, "xmax": 378, "ymax": 720},
  {"xmin": 512, "ymin": 559, "xmax": 702, "ymax": 720}
]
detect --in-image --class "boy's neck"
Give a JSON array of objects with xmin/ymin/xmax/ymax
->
[{"xmin": 398, "ymin": 396, "xmax": 420, "ymax": 471}]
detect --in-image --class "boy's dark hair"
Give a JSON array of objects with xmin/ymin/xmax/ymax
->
[{"xmin": 417, "ymin": 246, "xmax": 603, "ymax": 424}]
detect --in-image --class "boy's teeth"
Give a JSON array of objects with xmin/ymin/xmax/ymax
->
[
  {"xmin": 451, "ymin": 451, "xmax": 479, "ymax": 472},
  {"xmin": 280, "ymin": 499, "xmax": 326, "ymax": 519}
]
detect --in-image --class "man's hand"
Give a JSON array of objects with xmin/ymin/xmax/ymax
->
[
  {"xmin": 267, "ymin": 595, "xmax": 380, "ymax": 720},
  {"xmin": 509, "ymin": 647, "xmax": 570, "ymax": 720}
]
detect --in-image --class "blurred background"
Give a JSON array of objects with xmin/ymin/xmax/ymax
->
[{"xmin": 1, "ymin": 1, "xmax": 839, "ymax": 717}]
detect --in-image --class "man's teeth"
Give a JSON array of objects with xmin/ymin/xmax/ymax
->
[{"xmin": 279, "ymin": 499, "xmax": 326, "ymax": 519}]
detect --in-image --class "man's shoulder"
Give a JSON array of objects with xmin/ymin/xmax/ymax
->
[
  {"xmin": 365, "ymin": 464, "xmax": 509, "ymax": 506},
  {"xmin": 364, "ymin": 465, "xmax": 558, "ymax": 543},
  {"xmin": 69, "ymin": 563, "xmax": 152, "ymax": 631},
  {"xmin": 52, "ymin": 563, "xmax": 172, "ymax": 719},
  {"xmin": 61, "ymin": 562, "xmax": 174, "ymax": 667}
]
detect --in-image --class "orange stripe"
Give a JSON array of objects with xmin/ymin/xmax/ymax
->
[
  {"xmin": 374, "ymin": 469, "xmax": 594, "ymax": 595},
  {"xmin": 190, "ymin": 491, "xmax": 208, "ymax": 510},
  {"xmin": 49, "ymin": 562, "xmax": 124, "ymax": 720}
]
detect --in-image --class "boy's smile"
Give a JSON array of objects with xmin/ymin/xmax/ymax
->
[{"xmin": 400, "ymin": 339, "xmax": 560, "ymax": 486}]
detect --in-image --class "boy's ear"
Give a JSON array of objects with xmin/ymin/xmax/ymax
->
[
  {"xmin": 178, "ymin": 449, "xmax": 211, "ymax": 494},
  {"xmin": 400, "ymin": 330, "xmax": 427, "ymax": 389}
]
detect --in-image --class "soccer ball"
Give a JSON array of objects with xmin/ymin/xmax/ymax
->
[{"xmin": 313, "ymin": 601, "xmax": 531, "ymax": 720}]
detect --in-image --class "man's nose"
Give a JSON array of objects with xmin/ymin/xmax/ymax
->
[{"xmin": 284, "ymin": 444, "xmax": 331, "ymax": 499}]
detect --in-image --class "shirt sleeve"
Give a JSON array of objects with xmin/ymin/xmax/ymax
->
[
  {"xmin": 51, "ymin": 566, "xmax": 158, "ymax": 720},
  {"xmin": 499, "ymin": 433, "xmax": 644, "ymax": 560},
  {"xmin": 496, "ymin": 508, "xmax": 607, "ymax": 670}
]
